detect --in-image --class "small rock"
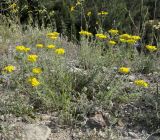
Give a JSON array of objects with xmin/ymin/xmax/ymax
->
[
  {"xmin": 98, "ymin": 130, "xmax": 106, "ymax": 138},
  {"xmin": 113, "ymin": 67, "xmax": 118, "ymax": 70},
  {"xmin": 0, "ymin": 115, "xmax": 4, "ymax": 121},
  {"xmin": 40, "ymin": 114, "xmax": 51, "ymax": 121},
  {"xmin": 102, "ymin": 66, "xmax": 108, "ymax": 72},
  {"xmin": 122, "ymin": 131, "xmax": 129, "ymax": 137},
  {"xmin": 128, "ymin": 75, "xmax": 136, "ymax": 82},
  {"xmin": 69, "ymin": 67, "xmax": 87, "ymax": 75},
  {"xmin": 102, "ymin": 112, "xmax": 110, "ymax": 125},
  {"xmin": 49, "ymin": 130, "xmax": 71, "ymax": 140},
  {"xmin": 107, "ymin": 86, "xmax": 111, "ymax": 90},
  {"xmin": 86, "ymin": 112, "xmax": 106, "ymax": 129},
  {"xmin": 22, "ymin": 124, "xmax": 51, "ymax": 140},
  {"xmin": 78, "ymin": 131, "xmax": 83, "ymax": 136},
  {"xmin": 117, "ymin": 119, "xmax": 125, "ymax": 127},
  {"xmin": 122, "ymin": 137, "xmax": 132, "ymax": 140},
  {"xmin": 128, "ymin": 132, "xmax": 139, "ymax": 139}
]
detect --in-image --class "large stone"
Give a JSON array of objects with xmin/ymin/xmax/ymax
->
[
  {"xmin": 22, "ymin": 124, "xmax": 51, "ymax": 140},
  {"xmin": 128, "ymin": 132, "xmax": 139, "ymax": 139},
  {"xmin": 86, "ymin": 112, "xmax": 106, "ymax": 129}
]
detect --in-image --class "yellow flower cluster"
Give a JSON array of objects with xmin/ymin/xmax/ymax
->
[
  {"xmin": 108, "ymin": 29, "xmax": 119, "ymax": 35},
  {"xmin": 131, "ymin": 36, "xmax": 141, "ymax": 40},
  {"xmin": 36, "ymin": 44, "xmax": 43, "ymax": 48},
  {"xmin": 146, "ymin": 45, "xmax": 157, "ymax": 52},
  {"xmin": 119, "ymin": 34, "xmax": 141, "ymax": 44},
  {"xmin": 16, "ymin": 46, "xmax": 30, "ymax": 53},
  {"xmin": 47, "ymin": 44, "xmax": 56, "ymax": 49},
  {"xmin": 96, "ymin": 33, "xmax": 107, "ymax": 39},
  {"xmin": 55, "ymin": 48, "xmax": 65, "ymax": 55},
  {"xmin": 15, "ymin": 41, "xmax": 65, "ymax": 88},
  {"xmin": 108, "ymin": 40, "xmax": 116, "ymax": 46},
  {"xmin": 28, "ymin": 77, "xmax": 40, "ymax": 87},
  {"xmin": 32, "ymin": 68, "xmax": 42, "ymax": 74},
  {"xmin": 47, "ymin": 32, "xmax": 59, "ymax": 40},
  {"xmin": 3, "ymin": 65, "xmax": 15, "ymax": 73},
  {"xmin": 27, "ymin": 55, "xmax": 38, "ymax": 63},
  {"xmin": 119, "ymin": 34, "xmax": 131, "ymax": 40},
  {"xmin": 79, "ymin": 30, "xmax": 92, "ymax": 36},
  {"xmin": 98, "ymin": 11, "xmax": 108, "ymax": 16},
  {"xmin": 118, "ymin": 67, "xmax": 130, "ymax": 74},
  {"xmin": 134, "ymin": 80, "xmax": 148, "ymax": 88}
]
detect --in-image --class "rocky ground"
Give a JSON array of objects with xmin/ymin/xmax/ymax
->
[{"xmin": 1, "ymin": 112, "xmax": 159, "ymax": 140}]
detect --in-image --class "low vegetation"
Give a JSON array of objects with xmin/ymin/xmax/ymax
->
[{"xmin": 0, "ymin": 0, "xmax": 160, "ymax": 139}]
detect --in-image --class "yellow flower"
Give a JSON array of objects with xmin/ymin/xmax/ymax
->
[
  {"xmin": 146, "ymin": 45, "xmax": 157, "ymax": 52},
  {"xmin": 50, "ymin": 36, "xmax": 58, "ymax": 40},
  {"xmin": 131, "ymin": 35, "xmax": 141, "ymax": 41},
  {"xmin": 36, "ymin": 44, "xmax": 43, "ymax": 48},
  {"xmin": 98, "ymin": 11, "xmax": 108, "ymax": 16},
  {"xmin": 118, "ymin": 67, "xmax": 130, "ymax": 74},
  {"xmin": 24, "ymin": 47, "xmax": 30, "ymax": 52},
  {"xmin": 119, "ymin": 38, "xmax": 127, "ymax": 43},
  {"xmin": 79, "ymin": 30, "xmax": 92, "ymax": 36},
  {"xmin": 108, "ymin": 40, "xmax": 116, "ymax": 46},
  {"xmin": 126, "ymin": 39, "xmax": 136, "ymax": 44},
  {"xmin": 28, "ymin": 77, "xmax": 40, "ymax": 87},
  {"xmin": 108, "ymin": 29, "xmax": 119, "ymax": 35},
  {"xmin": 119, "ymin": 34, "xmax": 140, "ymax": 44},
  {"xmin": 16, "ymin": 46, "xmax": 25, "ymax": 52},
  {"xmin": 47, "ymin": 32, "xmax": 59, "ymax": 37},
  {"xmin": 16, "ymin": 46, "xmax": 30, "ymax": 53},
  {"xmin": 96, "ymin": 34, "xmax": 107, "ymax": 39},
  {"xmin": 87, "ymin": 11, "xmax": 92, "ymax": 16},
  {"xmin": 76, "ymin": 1, "xmax": 81, "ymax": 6},
  {"xmin": 27, "ymin": 55, "xmax": 38, "ymax": 63},
  {"xmin": 46, "ymin": 32, "xmax": 59, "ymax": 40},
  {"xmin": 32, "ymin": 68, "xmax": 42, "ymax": 74},
  {"xmin": 134, "ymin": 80, "xmax": 149, "ymax": 88},
  {"xmin": 47, "ymin": 44, "xmax": 56, "ymax": 49},
  {"xmin": 119, "ymin": 34, "xmax": 131, "ymax": 40},
  {"xmin": 3, "ymin": 65, "xmax": 15, "ymax": 73},
  {"xmin": 55, "ymin": 48, "xmax": 65, "ymax": 55},
  {"xmin": 70, "ymin": 6, "xmax": 75, "ymax": 12}
]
